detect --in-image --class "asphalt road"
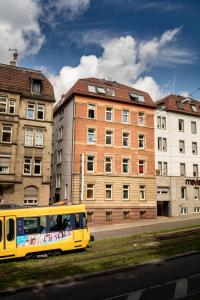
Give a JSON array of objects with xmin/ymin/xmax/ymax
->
[
  {"xmin": 2, "ymin": 253, "xmax": 200, "ymax": 300},
  {"xmin": 92, "ymin": 217, "xmax": 200, "ymax": 240}
]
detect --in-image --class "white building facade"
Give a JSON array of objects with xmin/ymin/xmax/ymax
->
[{"xmin": 155, "ymin": 95, "xmax": 200, "ymax": 217}]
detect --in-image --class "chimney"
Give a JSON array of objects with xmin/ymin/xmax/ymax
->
[{"xmin": 9, "ymin": 49, "xmax": 18, "ymax": 66}]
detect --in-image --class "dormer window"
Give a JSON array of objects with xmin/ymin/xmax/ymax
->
[
  {"xmin": 32, "ymin": 79, "xmax": 42, "ymax": 94},
  {"xmin": 176, "ymin": 101, "xmax": 184, "ymax": 109},
  {"xmin": 88, "ymin": 85, "xmax": 96, "ymax": 93},
  {"xmin": 107, "ymin": 89, "xmax": 115, "ymax": 97},
  {"xmin": 191, "ymin": 104, "xmax": 198, "ymax": 112},
  {"xmin": 97, "ymin": 87, "xmax": 106, "ymax": 94},
  {"xmin": 129, "ymin": 93, "xmax": 145, "ymax": 102}
]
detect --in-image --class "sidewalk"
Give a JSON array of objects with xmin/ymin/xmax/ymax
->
[{"xmin": 90, "ymin": 215, "xmax": 200, "ymax": 233}]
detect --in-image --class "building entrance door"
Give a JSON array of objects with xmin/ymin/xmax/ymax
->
[{"xmin": 157, "ymin": 201, "xmax": 170, "ymax": 216}]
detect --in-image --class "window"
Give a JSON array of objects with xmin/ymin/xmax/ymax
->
[
  {"xmin": 192, "ymin": 142, "xmax": 197, "ymax": 155},
  {"xmin": 139, "ymin": 185, "xmax": 146, "ymax": 200},
  {"xmin": 191, "ymin": 121, "xmax": 197, "ymax": 134},
  {"xmin": 37, "ymin": 105, "xmax": 45, "ymax": 120},
  {"xmin": 34, "ymin": 159, "xmax": 41, "ymax": 175},
  {"xmin": 1, "ymin": 125, "xmax": 12, "ymax": 143},
  {"xmin": 138, "ymin": 112, "xmax": 145, "ymax": 126},
  {"xmin": 88, "ymin": 85, "xmax": 96, "ymax": 93},
  {"xmin": 105, "ymin": 157, "xmax": 112, "ymax": 173},
  {"xmin": 139, "ymin": 160, "xmax": 145, "ymax": 174},
  {"xmin": 97, "ymin": 87, "xmax": 106, "ymax": 94},
  {"xmin": 122, "ymin": 132, "xmax": 129, "ymax": 147},
  {"xmin": 194, "ymin": 207, "xmax": 200, "ymax": 213},
  {"xmin": 181, "ymin": 187, "xmax": 187, "ymax": 200},
  {"xmin": 181, "ymin": 207, "xmax": 187, "ymax": 215},
  {"xmin": 0, "ymin": 166, "xmax": 9, "ymax": 174},
  {"xmin": 35, "ymin": 130, "xmax": 44, "ymax": 147},
  {"xmin": 107, "ymin": 89, "xmax": 115, "ymax": 97},
  {"xmin": 106, "ymin": 130, "xmax": 113, "ymax": 145},
  {"xmin": 123, "ymin": 185, "xmax": 129, "ymax": 200},
  {"xmin": 6, "ymin": 218, "xmax": 15, "ymax": 241},
  {"xmin": 176, "ymin": 101, "xmax": 184, "ymax": 109},
  {"xmin": 106, "ymin": 107, "xmax": 113, "ymax": 121},
  {"xmin": 32, "ymin": 79, "xmax": 41, "ymax": 93},
  {"xmin": 178, "ymin": 119, "xmax": 184, "ymax": 132},
  {"xmin": 58, "ymin": 127, "xmax": 63, "ymax": 140},
  {"xmin": 179, "ymin": 140, "xmax": 185, "ymax": 153},
  {"xmin": 157, "ymin": 116, "xmax": 166, "ymax": 129},
  {"xmin": 194, "ymin": 188, "xmax": 199, "ymax": 200},
  {"xmin": 106, "ymin": 211, "xmax": 112, "ymax": 222},
  {"xmin": 130, "ymin": 93, "xmax": 145, "ymax": 102},
  {"xmin": 56, "ymin": 174, "xmax": 61, "ymax": 188},
  {"xmin": 138, "ymin": 134, "xmax": 145, "ymax": 149},
  {"xmin": 25, "ymin": 128, "xmax": 34, "ymax": 147},
  {"xmin": 8, "ymin": 100, "xmax": 16, "ymax": 114},
  {"xmin": 158, "ymin": 137, "xmax": 167, "ymax": 151},
  {"xmin": 27, "ymin": 104, "xmax": 35, "ymax": 119},
  {"xmin": 193, "ymin": 164, "xmax": 198, "ymax": 177},
  {"xmin": 0, "ymin": 97, "xmax": 7, "ymax": 113},
  {"xmin": 0, "ymin": 156, "xmax": 10, "ymax": 174},
  {"xmin": 88, "ymin": 104, "xmax": 96, "ymax": 119},
  {"xmin": 123, "ymin": 211, "xmax": 130, "ymax": 220},
  {"xmin": 105, "ymin": 184, "xmax": 112, "ymax": 200},
  {"xmin": 57, "ymin": 150, "xmax": 62, "ymax": 164},
  {"xmin": 122, "ymin": 110, "xmax": 129, "ymax": 124},
  {"xmin": 180, "ymin": 163, "xmax": 186, "ymax": 176},
  {"xmin": 86, "ymin": 184, "xmax": 94, "ymax": 199},
  {"xmin": 191, "ymin": 104, "xmax": 198, "ymax": 112},
  {"xmin": 88, "ymin": 128, "xmax": 95, "ymax": 144},
  {"xmin": 24, "ymin": 158, "xmax": 32, "ymax": 175},
  {"xmin": 24, "ymin": 186, "xmax": 38, "ymax": 206},
  {"xmin": 122, "ymin": 158, "xmax": 129, "ymax": 174},
  {"xmin": 87, "ymin": 156, "xmax": 95, "ymax": 172}
]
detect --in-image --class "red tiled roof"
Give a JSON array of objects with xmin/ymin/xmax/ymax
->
[
  {"xmin": 156, "ymin": 94, "xmax": 200, "ymax": 116},
  {"xmin": 0, "ymin": 63, "xmax": 55, "ymax": 101},
  {"xmin": 54, "ymin": 77, "xmax": 155, "ymax": 115}
]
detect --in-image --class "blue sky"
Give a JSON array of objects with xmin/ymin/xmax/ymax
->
[{"xmin": 0, "ymin": 0, "xmax": 200, "ymax": 101}]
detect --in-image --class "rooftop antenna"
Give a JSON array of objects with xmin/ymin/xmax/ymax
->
[{"xmin": 9, "ymin": 48, "xmax": 18, "ymax": 66}]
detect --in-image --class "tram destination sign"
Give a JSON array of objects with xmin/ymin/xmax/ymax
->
[{"xmin": 186, "ymin": 179, "xmax": 200, "ymax": 186}]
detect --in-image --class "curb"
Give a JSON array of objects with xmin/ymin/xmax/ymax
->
[{"xmin": 0, "ymin": 250, "xmax": 199, "ymax": 296}]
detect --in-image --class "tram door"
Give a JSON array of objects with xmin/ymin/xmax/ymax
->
[
  {"xmin": 0, "ymin": 216, "xmax": 16, "ymax": 258},
  {"xmin": 73, "ymin": 213, "xmax": 83, "ymax": 243}
]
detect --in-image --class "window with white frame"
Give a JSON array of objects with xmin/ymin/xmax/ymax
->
[
  {"xmin": 191, "ymin": 121, "xmax": 197, "ymax": 134},
  {"xmin": 180, "ymin": 163, "xmax": 186, "ymax": 176},
  {"xmin": 25, "ymin": 128, "xmax": 34, "ymax": 147},
  {"xmin": 123, "ymin": 185, "xmax": 129, "ymax": 200},
  {"xmin": 122, "ymin": 132, "xmax": 129, "ymax": 147},
  {"xmin": 194, "ymin": 207, "xmax": 200, "ymax": 213},
  {"xmin": 0, "ymin": 97, "xmax": 15, "ymax": 114},
  {"xmin": 191, "ymin": 104, "xmax": 198, "ymax": 112},
  {"xmin": 193, "ymin": 164, "xmax": 198, "ymax": 177},
  {"xmin": 158, "ymin": 161, "xmax": 168, "ymax": 176},
  {"xmin": 88, "ymin": 128, "xmax": 96, "ymax": 144},
  {"xmin": 192, "ymin": 142, "xmax": 197, "ymax": 155},
  {"xmin": 105, "ymin": 184, "xmax": 112, "ymax": 200},
  {"xmin": 1, "ymin": 125, "xmax": 12, "ymax": 143},
  {"xmin": 139, "ymin": 185, "xmax": 146, "ymax": 200},
  {"xmin": 57, "ymin": 150, "xmax": 62, "ymax": 164},
  {"xmin": 194, "ymin": 187, "xmax": 199, "ymax": 200},
  {"xmin": 32, "ymin": 79, "xmax": 41, "ymax": 93},
  {"xmin": 181, "ymin": 186, "xmax": 187, "ymax": 200},
  {"xmin": 37, "ymin": 105, "xmax": 45, "ymax": 120},
  {"xmin": 58, "ymin": 126, "xmax": 63, "ymax": 140},
  {"xmin": 0, "ymin": 156, "xmax": 10, "ymax": 174},
  {"xmin": 106, "ymin": 130, "xmax": 113, "ymax": 145},
  {"xmin": 97, "ymin": 87, "xmax": 106, "ymax": 94},
  {"xmin": 158, "ymin": 137, "xmax": 167, "ymax": 151},
  {"xmin": 56, "ymin": 174, "xmax": 61, "ymax": 188},
  {"xmin": 122, "ymin": 110, "xmax": 129, "ymax": 124},
  {"xmin": 25, "ymin": 128, "xmax": 44, "ymax": 148},
  {"xmin": 157, "ymin": 116, "xmax": 166, "ymax": 129},
  {"xmin": 138, "ymin": 134, "xmax": 145, "ymax": 149},
  {"xmin": 27, "ymin": 104, "xmax": 35, "ymax": 119},
  {"xmin": 137, "ymin": 112, "xmax": 145, "ymax": 126},
  {"xmin": 88, "ymin": 85, "xmax": 96, "ymax": 93},
  {"xmin": 87, "ymin": 155, "xmax": 95, "ymax": 172},
  {"xmin": 23, "ymin": 158, "xmax": 32, "ymax": 175},
  {"xmin": 86, "ymin": 184, "xmax": 94, "ymax": 199},
  {"xmin": 35, "ymin": 130, "xmax": 44, "ymax": 147},
  {"xmin": 24, "ymin": 186, "xmax": 38, "ymax": 206},
  {"xmin": 0, "ymin": 97, "xmax": 7, "ymax": 113},
  {"xmin": 139, "ymin": 160, "xmax": 145, "ymax": 174},
  {"xmin": 178, "ymin": 119, "xmax": 184, "ymax": 132},
  {"xmin": 122, "ymin": 158, "xmax": 129, "ymax": 173},
  {"xmin": 8, "ymin": 100, "xmax": 16, "ymax": 114},
  {"xmin": 34, "ymin": 159, "xmax": 41, "ymax": 175},
  {"xmin": 105, "ymin": 157, "xmax": 112, "ymax": 173},
  {"xmin": 106, "ymin": 107, "xmax": 113, "ymax": 121},
  {"xmin": 180, "ymin": 207, "xmax": 187, "ymax": 215},
  {"xmin": 179, "ymin": 140, "xmax": 185, "ymax": 153},
  {"xmin": 88, "ymin": 104, "xmax": 96, "ymax": 119},
  {"xmin": 107, "ymin": 89, "xmax": 115, "ymax": 97}
]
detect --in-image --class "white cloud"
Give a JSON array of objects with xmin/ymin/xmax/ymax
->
[
  {"xmin": 48, "ymin": 27, "xmax": 194, "ymax": 101},
  {"xmin": 0, "ymin": 0, "xmax": 44, "ymax": 64}
]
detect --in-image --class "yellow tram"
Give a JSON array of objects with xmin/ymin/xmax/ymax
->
[{"xmin": 0, "ymin": 204, "xmax": 91, "ymax": 260}]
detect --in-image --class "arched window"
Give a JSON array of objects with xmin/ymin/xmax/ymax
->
[{"xmin": 24, "ymin": 186, "xmax": 38, "ymax": 206}]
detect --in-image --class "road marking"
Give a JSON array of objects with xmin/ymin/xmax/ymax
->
[
  {"xmin": 174, "ymin": 278, "xmax": 188, "ymax": 299},
  {"xmin": 126, "ymin": 289, "xmax": 144, "ymax": 300}
]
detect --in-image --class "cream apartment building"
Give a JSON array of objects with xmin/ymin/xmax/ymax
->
[{"xmin": 0, "ymin": 63, "xmax": 55, "ymax": 207}]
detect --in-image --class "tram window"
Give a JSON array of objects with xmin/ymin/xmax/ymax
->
[
  {"xmin": 6, "ymin": 219, "xmax": 15, "ymax": 241},
  {"xmin": 49, "ymin": 214, "xmax": 71, "ymax": 232},
  {"xmin": 24, "ymin": 217, "xmax": 47, "ymax": 234},
  {"xmin": 74, "ymin": 214, "xmax": 81, "ymax": 229},
  {"xmin": 0, "ymin": 220, "xmax": 2, "ymax": 241}
]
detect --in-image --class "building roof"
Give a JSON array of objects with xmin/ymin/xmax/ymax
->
[
  {"xmin": 156, "ymin": 94, "xmax": 200, "ymax": 117},
  {"xmin": 0, "ymin": 63, "xmax": 55, "ymax": 102},
  {"xmin": 54, "ymin": 77, "xmax": 155, "ymax": 115}
]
